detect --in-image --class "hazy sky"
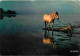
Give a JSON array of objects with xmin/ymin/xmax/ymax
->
[
  {"xmin": 0, "ymin": 0, "xmax": 80, "ymax": 15},
  {"xmin": 1, "ymin": 0, "xmax": 80, "ymax": 1}
]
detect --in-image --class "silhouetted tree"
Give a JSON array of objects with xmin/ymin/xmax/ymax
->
[
  {"xmin": 6, "ymin": 10, "xmax": 12, "ymax": 14},
  {"xmin": 6, "ymin": 10, "xmax": 16, "ymax": 14},
  {"xmin": 12, "ymin": 11, "xmax": 16, "ymax": 14},
  {"xmin": 4, "ymin": 11, "xmax": 6, "ymax": 14},
  {"xmin": 0, "ymin": 8, "xmax": 4, "ymax": 15}
]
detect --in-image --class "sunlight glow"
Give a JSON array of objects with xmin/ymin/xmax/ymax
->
[
  {"xmin": 30, "ymin": 0, "xmax": 35, "ymax": 1},
  {"xmin": 71, "ymin": 0, "xmax": 80, "ymax": 5},
  {"xmin": 71, "ymin": 0, "xmax": 80, "ymax": 1}
]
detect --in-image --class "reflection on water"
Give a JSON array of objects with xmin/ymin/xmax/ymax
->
[
  {"xmin": 0, "ymin": 14, "xmax": 16, "ymax": 20},
  {"xmin": 43, "ymin": 30, "xmax": 57, "ymax": 48},
  {"xmin": 43, "ymin": 28, "xmax": 80, "ymax": 55},
  {"xmin": 0, "ymin": 15, "xmax": 80, "ymax": 55},
  {"xmin": 43, "ymin": 26, "xmax": 73, "ymax": 37},
  {"xmin": 0, "ymin": 15, "xmax": 4, "ymax": 20}
]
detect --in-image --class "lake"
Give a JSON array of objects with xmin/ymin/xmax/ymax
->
[{"xmin": 0, "ymin": 14, "xmax": 80, "ymax": 55}]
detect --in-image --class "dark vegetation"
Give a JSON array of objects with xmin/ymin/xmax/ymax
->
[
  {"xmin": 0, "ymin": 8, "xmax": 16, "ymax": 15},
  {"xmin": 0, "ymin": 8, "xmax": 16, "ymax": 20}
]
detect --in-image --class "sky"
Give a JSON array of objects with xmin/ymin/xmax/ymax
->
[
  {"xmin": 0, "ymin": 0, "xmax": 80, "ymax": 15},
  {"xmin": 0, "ymin": 0, "xmax": 80, "ymax": 1}
]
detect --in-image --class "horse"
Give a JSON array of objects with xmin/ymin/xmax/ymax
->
[{"xmin": 43, "ymin": 12, "xmax": 59, "ymax": 30}]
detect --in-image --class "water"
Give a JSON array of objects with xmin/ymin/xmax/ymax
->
[{"xmin": 0, "ymin": 14, "xmax": 80, "ymax": 55}]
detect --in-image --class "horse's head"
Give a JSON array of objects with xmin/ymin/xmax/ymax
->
[{"xmin": 55, "ymin": 12, "xmax": 59, "ymax": 20}]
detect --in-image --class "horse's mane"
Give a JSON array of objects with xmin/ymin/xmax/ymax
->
[
  {"xmin": 49, "ymin": 12, "xmax": 58, "ymax": 19},
  {"xmin": 50, "ymin": 12, "xmax": 58, "ymax": 15},
  {"xmin": 56, "ymin": 12, "xmax": 58, "ymax": 15},
  {"xmin": 50, "ymin": 12, "xmax": 55, "ymax": 18},
  {"xmin": 50, "ymin": 13, "xmax": 53, "ymax": 18}
]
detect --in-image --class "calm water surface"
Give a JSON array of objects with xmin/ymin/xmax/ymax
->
[{"xmin": 0, "ymin": 14, "xmax": 80, "ymax": 55}]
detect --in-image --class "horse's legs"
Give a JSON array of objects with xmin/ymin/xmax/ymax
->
[
  {"xmin": 52, "ymin": 30, "xmax": 54, "ymax": 36},
  {"xmin": 44, "ymin": 21, "xmax": 46, "ymax": 28},
  {"xmin": 52, "ymin": 22, "xmax": 54, "ymax": 30},
  {"xmin": 44, "ymin": 21, "xmax": 47, "ymax": 29},
  {"xmin": 48, "ymin": 22, "xmax": 50, "ymax": 30}
]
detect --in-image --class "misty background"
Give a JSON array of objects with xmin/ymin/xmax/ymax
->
[{"xmin": 0, "ymin": 1, "xmax": 80, "ymax": 15}]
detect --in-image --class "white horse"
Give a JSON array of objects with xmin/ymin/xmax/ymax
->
[{"xmin": 43, "ymin": 12, "xmax": 59, "ymax": 30}]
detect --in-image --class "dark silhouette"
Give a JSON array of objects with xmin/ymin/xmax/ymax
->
[
  {"xmin": 0, "ymin": 15, "xmax": 16, "ymax": 20},
  {"xmin": 7, "ymin": 14, "xmax": 16, "ymax": 18},
  {"xmin": 5, "ymin": 10, "xmax": 16, "ymax": 14},
  {"xmin": 0, "ymin": 8, "xmax": 4, "ymax": 15},
  {"xmin": 0, "ymin": 15, "xmax": 4, "ymax": 20},
  {"xmin": 0, "ymin": 8, "xmax": 17, "ymax": 15},
  {"xmin": 0, "ymin": 8, "xmax": 17, "ymax": 20}
]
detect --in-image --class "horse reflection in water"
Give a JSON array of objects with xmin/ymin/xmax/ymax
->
[
  {"xmin": 42, "ymin": 27, "xmax": 72, "ymax": 48},
  {"xmin": 43, "ymin": 30, "xmax": 57, "ymax": 48},
  {"xmin": 43, "ymin": 30, "xmax": 79, "ymax": 55}
]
